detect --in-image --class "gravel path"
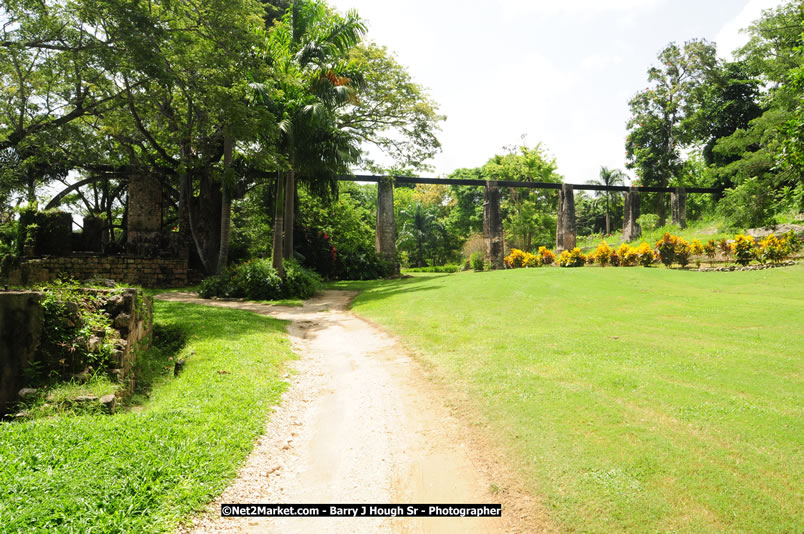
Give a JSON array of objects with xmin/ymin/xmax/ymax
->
[{"xmin": 159, "ymin": 290, "xmax": 542, "ymax": 533}]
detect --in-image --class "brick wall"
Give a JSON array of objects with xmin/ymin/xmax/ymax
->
[{"xmin": 2, "ymin": 255, "xmax": 189, "ymax": 288}]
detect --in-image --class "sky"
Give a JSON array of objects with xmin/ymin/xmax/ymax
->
[{"xmin": 327, "ymin": 0, "xmax": 787, "ymax": 183}]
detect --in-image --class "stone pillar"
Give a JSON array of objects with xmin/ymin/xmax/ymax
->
[
  {"xmin": 555, "ymin": 184, "xmax": 576, "ymax": 253},
  {"xmin": 0, "ymin": 292, "xmax": 44, "ymax": 415},
  {"xmin": 375, "ymin": 178, "xmax": 398, "ymax": 274},
  {"xmin": 622, "ymin": 188, "xmax": 641, "ymax": 241},
  {"xmin": 127, "ymin": 175, "xmax": 162, "ymax": 251},
  {"xmin": 483, "ymin": 181, "xmax": 504, "ymax": 269},
  {"xmin": 671, "ymin": 187, "xmax": 687, "ymax": 229}
]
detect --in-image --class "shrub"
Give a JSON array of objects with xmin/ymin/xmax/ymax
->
[
  {"xmin": 674, "ymin": 237, "xmax": 692, "ymax": 268},
  {"xmin": 656, "ymin": 233, "xmax": 677, "ymax": 267},
  {"xmin": 636, "ymin": 242, "xmax": 655, "ymax": 267},
  {"xmin": 593, "ymin": 241, "xmax": 613, "ymax": 267},
  {"xmin": 610, "ymin": 251, "xmax": 620, "ymax": 267},
  {"xmin": 504, "ymin": 248, "xmax": 528, "ymax": 268},
  {"xmin": 782, "ymin": 229, "xmax": 801, "ymax": 256},
  {"xmin": 718, "ymin": 238, "xmax": 731, "ymax": 261},
  {"xmin": 538, "ymin": 246, "xmax": 555, "ymax": 265},
  {"xmin": 703, "ymin": 239, "xmax": 717, "ymax": 265},
  {"xmin": 758, "ymin": 234, "xmax": 786, "ymax": 264},
  {"xmin": 558, "ymin": 248, "xmax": 586, "ymax": 267},
  {"xmin": 404, "ymin": 264, "xmax": 461, "ymax": 273},
  {"xmin": 523, "ymin": 252, "xmax": 542, "ymax": 268},
  {"xmin": 636, "ymin": 213, "xmax": 660, "ymax": 232},
  {"xmin": 470, "ymin": 252, "xmax": 485, "ymax": 272},
  {"xmin": 199, "ymin": 259, "xmax": 321, "ymax": 300},
  {"xmin": 731, "ymin": 234, "xmax": 756, "ymax": 266},
  {"xmin": 618, "ymin": 243, "xmax": 638, "ymax": 267}
]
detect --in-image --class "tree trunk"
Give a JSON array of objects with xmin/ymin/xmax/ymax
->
[
  {"xmin": 217, "ymin": 131, "xmax": 233, "ymax": 274},
  {"xmin": 184, "ymin": 171, "xmax": 212, "ymax": 275},
  {"xmin": 283, "ymin": 168, "xmax": 295, "ymax": 261},
  {"xmin": 272, "ymin": 171, "xmax": 286, "ymax": 278},
  {"xmin": 605, "ymin": 195, "xmax": 611, "ymax": 235}
]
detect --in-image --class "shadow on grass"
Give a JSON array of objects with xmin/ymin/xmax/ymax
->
[
  {"xmin": 131, "ymin": 300, "xmax": 288, "ymax": 405},
  {"xmin": 332, "ymin": 274, "xmax": 449, "ymax": 308}
]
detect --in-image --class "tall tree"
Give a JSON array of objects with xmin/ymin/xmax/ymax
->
[
  {"xmin": 625, "ymin": 39, "xmax": 717, "ymax": 224},
  {"xmin": 588, "ymin": 166, "xmax": 626, "ymax": 235}
]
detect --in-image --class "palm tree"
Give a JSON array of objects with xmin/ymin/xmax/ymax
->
[
  {"xmin": 589, "ymin": 166, "xmax": 627, "ymax": 235},
  {"xmin": 398, "ymin": 203, "xmax": 441, "ymax": 267},
  {"xmin": 253, "ymin": 0, "xmax": 366, "ymax": 276}
]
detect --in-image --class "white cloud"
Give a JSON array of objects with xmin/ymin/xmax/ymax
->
[
  {"xmin": 580, "ymin": 54, "xmax": 625, "ymax": 72},
  {"xmin": 715, "ymin": 0, "xmax": 785, "ymax": 59}
]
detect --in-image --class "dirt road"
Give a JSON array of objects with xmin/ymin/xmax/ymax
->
[{"xmin": 159, "ymin": 290, "xmax": 540, "ymax": 533}]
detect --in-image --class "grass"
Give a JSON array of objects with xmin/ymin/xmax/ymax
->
[
  {"xmin": 0, "ymin": 299, "xmax": 294, "ymax": 533},
  {"xmin": 335, "ymin": 265, "xmax": 804, "ymax": 532}
]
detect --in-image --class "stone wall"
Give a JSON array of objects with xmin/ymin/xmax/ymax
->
[
  {"xmin": 0, "ymin": 292, "xmax": 44, "ymax": 414},
  {"xmin": 2, "ymin": 254, "xmax": 188, "ymax": 288},
  {"xmin": 0, "ymin": 288, "xmax": 152, "ymax": 415}
]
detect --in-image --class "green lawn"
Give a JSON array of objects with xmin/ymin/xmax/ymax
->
[
  {"xmin": 0, "ymin": 300, "xmax": 294, "ymax": 533},
  {"xmin": 334, "ymin": 265, "xmax": 804, "ymax": 532}
]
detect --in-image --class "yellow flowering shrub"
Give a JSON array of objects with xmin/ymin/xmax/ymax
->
[
  {"xmin": 504, "ymin": 248, "xmax": 528, "ymax": 268},
  {"xmin": 504, "ymin": 248, "xmax": 541, "ymax": 268},
  {"xmin": 656, "ymin": 233, "xmax": 677, "ymax": 267},
  {"xmin": 703, "ymin": 239, "xmax": 717, "ymax": 265},
  {"xmin": 618, "ymin": 243, "xmax": 639, "ymax": 266},
  {"xmin": 758, "ymin": 234, "xmax": 786, "ymax": 264},
  {"xmin": 558, "ymin": 247, "xmax": 586, "ymax": 267},
  {"xmin": 593, "ymin": 241, "xmax": 613, "ymax": 267},
  {"xmin": 731, "ymin": 234, "xmax": 755, "ymax": 266},
  {"xmin": 674, "ymin": 237, "xmax": 691, "ymax": 268},
  {"xmin": 636, "ymin": 242, "xmax": 655, "ymax": 267},
  {"xmin": 538, "ymin": 246, "xmax": 556, "ymax": 265}
]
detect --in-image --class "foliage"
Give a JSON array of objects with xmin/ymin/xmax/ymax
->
[
  {"xmin": 592, "ymin": 241, "xmax": 613, "ymax": 267},
  {"xmin": 404, "ymin": 264, "xmax": 460, "ymax": 273},
  {"xmin": 558, "ymin": 248, "xmax": 586, "ymax": 268},
  {"xmin": 655, "ymin": 233, "xmax": 678, "ymax": 267},
  {"xmin": 470, "ymin": 252, "xmax": 484, "ymax": 272},
  {"xmin": 691, "ymin": 238, "xmax": 704, "ymax": 266},
  {"xmin": 33, "ymin": 281, "xmax": 126, "ymax": 380},
  {"xmin": 618, "ymin": 243, "xmax": 639, "ymax": 267},
  {"xmin": 731, "ymin": 234, "xmax": 756, "ymax": 266},
  {"xmin": 199, "ymin": 259, "xmax": 321, "ymax": 300},
  {"xmin": 626, "ymin": 39, "xmax": 718, "ymax": 223},
  {"xmin": 704, "ymin": 239, "xmax": 717, "ymax": 264},
  {"xmin": 757, "ymin": 234, "xmax": 787, "ymax": 264},
  {"xmin": 674, "ymin": 237, "xmax": 692, "ymax": 268},
  {"xmin": 588, "ymin": 167, "xmax": 626, "ymax": 234},
  {"xmin": 636, "ymin": 242, "xmax": 656, "ymax": 267},
  {"xmin": 504, "ymin": 248, "xmax": 542, "ymax": 269},
  {"xmin": 636, "ymin": 213, "xmax": 660, "ymax": 232},
  {"xmin": 538, "ymin": 246, "xmax": 556, "ymax": 265},
  {"xmin": 296, "ymin": 183, "xmax": 391, "ymax": 280}
]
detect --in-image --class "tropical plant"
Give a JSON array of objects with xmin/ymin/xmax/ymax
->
[
  {"xmin": 589, "ymin": 167, "xmax": 626, "ymax": 234},
  {"xmin": 731, "ymin": 234, "xmax": 756, "ymax": 266},
  {"xmin": 398, "ymin": 203, "xmax": 443, "ymax": 267}
]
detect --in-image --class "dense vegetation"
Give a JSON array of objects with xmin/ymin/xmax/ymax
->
[
  {"xmin": 337, "ymin": 266, "xmax": 804, "ymax": 532},
  {"xmin": 2, "ymin": 0, "xmax": 801, "ymax": 282}
]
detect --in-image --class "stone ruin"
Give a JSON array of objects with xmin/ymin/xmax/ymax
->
[{"xmin": 0, "ymin": 287, "xmax": 152, "ymax": 416}]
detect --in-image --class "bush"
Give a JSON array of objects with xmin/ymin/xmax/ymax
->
[
  {"xmin": 731, "ymin": 234, "xmax": 756, "ymax": 266},
  {"xmin": 758, "ymin": 234, "xmax": 786, "ymax": 264},
  {"xmin": 538, "ymin": 246, "xmax": 555, "ymax": 265},
  {"xmin": 470, "ymin": 252, "xmax": 485, "ymax": 272},
  {"xmin": 655, "ymin": 233, "xmax": 677, "ymax": 267},
  {"xmin": 703, "ymin": 240, "xmax": 717, "ymax": 265},
  {"xmin": 636, "ymin": 213, "xmax": 660, "ymax": 232},
  {"xmin": 674, "ymin": 237, "xmax": 692, "ymax": 268},
  {"xmin": 404, "ymin": 264, "xmax": 461, "ymax": 273},
  {"xmin": 782, "ymin": 229, "xmax": 801, "ymax": 256},
  {"xmin": 504, "ymin": 248, "xmax": 541, "ymax": 269},
  {"xmin": 636, "ymin": 242, "xmax": 655, "ymax": 267},
  {"xmin": 618, "ymin": 243, "xmax": 639, "ymax": 267},
  {"xmin": 558, "ymin": 248, "xmax": 586, "ymax": 267},
  {"xmin": 199, "ymin": 259, "xmax": 321, "ymax": 300},
  {"xmin": 592, "ymin": 241, "xmax": 613, "ymax": 267}
]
